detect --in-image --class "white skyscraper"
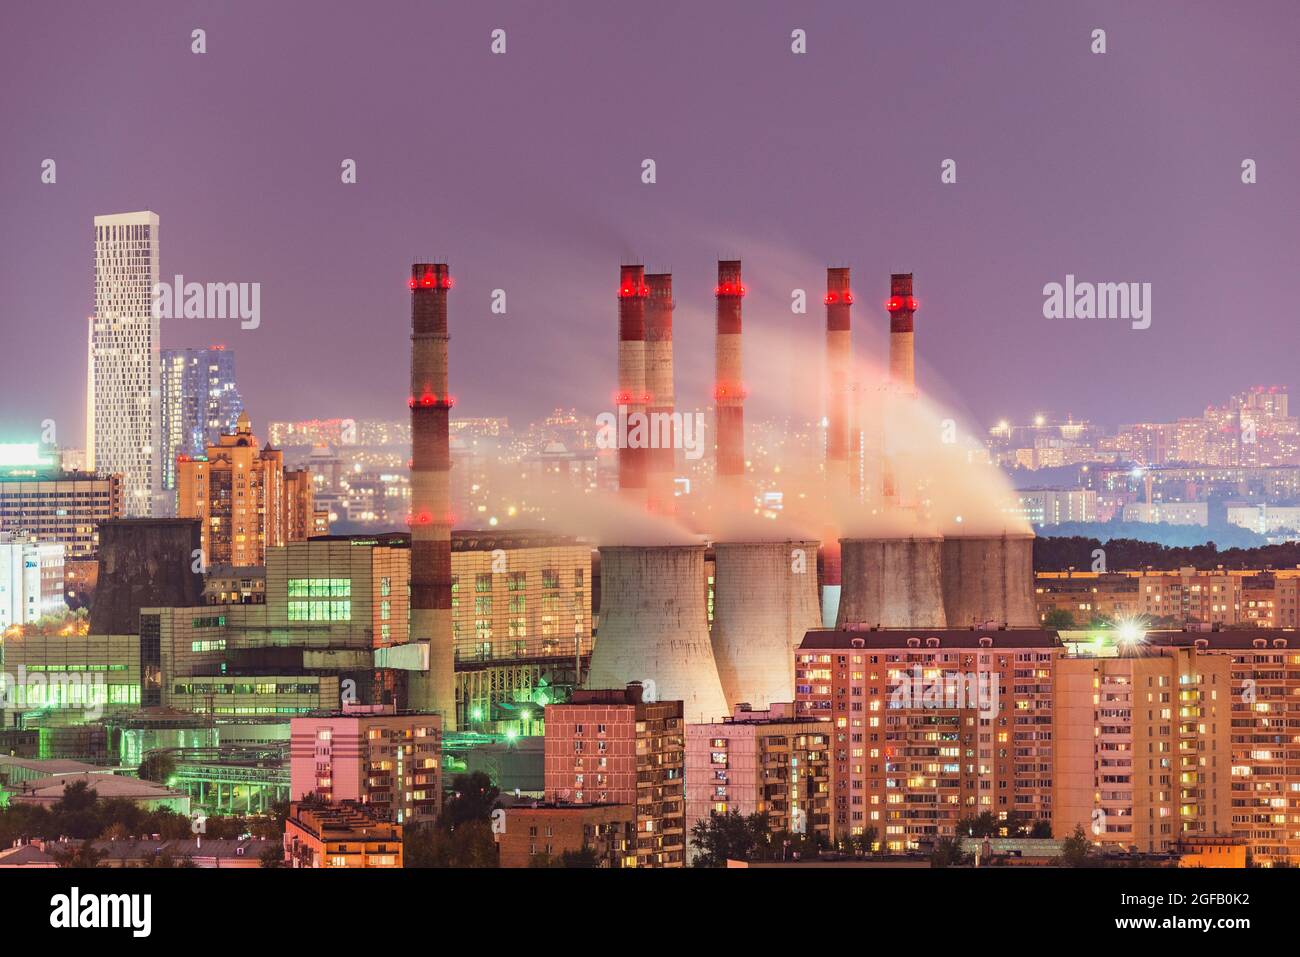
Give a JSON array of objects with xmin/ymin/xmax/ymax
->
[{"xmin": 92, "ymin": 211, "xmax": 162, "ymax": 517}]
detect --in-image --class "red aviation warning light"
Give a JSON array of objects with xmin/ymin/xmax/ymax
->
[
  {"xmin": 619, "ymin": 282, "xmax": 649, "ymax": 299},
  {"xmin": 824, "ymin": 291, "xmax": 854, "ymax": 305},
  {"xmin": 714, "ymin": 281, "xmax": 747, "ymax": 297},
  {"xmin": 886, "ymin": 296, "xmax": 918, "ymax": 312}
]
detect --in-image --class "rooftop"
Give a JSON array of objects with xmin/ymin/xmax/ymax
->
[{"xmin": 798, "ymin": 629, "xmax": 1063, "ymax": 650}]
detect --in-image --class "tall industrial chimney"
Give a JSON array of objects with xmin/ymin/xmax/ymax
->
[
  {"xmin": 715, "ymin": 260, "xmax": 745, "ymax": 487},
  {"xmin": 887, "ymin": 273, "xmax": 917, "ymax": 396},
  {"xmin": 825, "ymin": 268, "xmax": 853, "ymax": 487},
  {"xmin": 644, "ymin": 272, "xmax": 675, "ymax": 512},
  {"xmin": 407, "ymin": 262, "xmax": 456, "ymax": 728},
  {"xmin": 617, "ymin": 264, "xmax": 648, "ymax": 501}
]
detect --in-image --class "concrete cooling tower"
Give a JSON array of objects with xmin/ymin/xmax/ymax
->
[
  {"xmin": 940, "ymin": 532, "xmax": 1037, "ymax": 628},
  {"xmin": 585, "ymin": 544, "xmax": 728, "ymax": 724},
  {"xmin": 710, "ymin": 541, "xmax": 822, "ymax": 711},
  {"xmin": 836, "ymin": 536, "xmax": 947, "ymax": 630}
]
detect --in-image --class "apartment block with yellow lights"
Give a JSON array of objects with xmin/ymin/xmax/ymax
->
[
  {"xmin": 685, "ymin": 702, "xmax": 833, "ymax": 847},
  {"xmin": 1054, "ymin": 643, "xmax": 1232, "ymax": 853},
  {"xmin": 794, "ymin": 631, "xmax": 1060, "ymax": 850},
  {"xmin": 175, "ymin": 411, "xmax": 315, "ymax": 567},
  {"xmin": 1147, "ymin": 632, "xmax": 1300, "ymax": 866}
]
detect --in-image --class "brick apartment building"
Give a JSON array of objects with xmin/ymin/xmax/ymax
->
[{"xmin": 543, "ymin": 683, "xmax": 685, "ymax": 867}]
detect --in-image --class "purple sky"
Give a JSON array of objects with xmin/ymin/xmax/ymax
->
[{"xmin": 2, "ymin": 0, "xmax": 1297, "ymax": 444}]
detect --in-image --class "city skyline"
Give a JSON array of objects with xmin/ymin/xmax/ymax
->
[{"xmin": 2, "ymin": 1, "xmax": 1296, "ymax": 444}]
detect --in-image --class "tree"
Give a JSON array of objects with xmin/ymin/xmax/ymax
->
[
  {"xmin": 259, "ymin": 844, "xmax": 286, "ymax": 868},
  {"xmin": 929, "ymin": 836, "xmax": 966, "ymax": 868},
  {"xmin": 1029, "ymin": 820, "xmax": 1053, "ymax": 839},
  {"xmin": 439, "ymin": 772, "xmax": 499, "ymax": 832},
  {"xmin": 856, "ymin": 827, "xmax": 879, "ymax": 856},
  {"xmin": 956, "ymin": 811, "xmax": 999, "ymax": 838},
  {"xmin": 1042, "ymin": 608, "xmax": 1076, "ymax": 629},
  {"xmin": 137, "ymin": 751, "xmax": 176, "ymax": 785},
  {"xmin": 689, "ymin": 809, "xmax": 767, "ymax": 867},
  {"xmin": 1061, "ymin": 824, "xmax": 1094, "ymax": 867},
  {"xmin": 50, "ymin": 842, "xmax": 108, "ymax": 868}
]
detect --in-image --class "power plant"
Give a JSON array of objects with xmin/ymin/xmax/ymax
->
[
  {"xmin": 584, "ymin": 545, "xmax": 728, "ymax": 724},
  {"xmin": 710, "ymin": 541, "xmax": 822, "ymax": 710},
  {"xmin": 385, "ymin": 258, "xmax": 1034, "ymax": 726},
  {"xmin": 406, "ymin": 262, "xmax": 457, "ymax": 729}
]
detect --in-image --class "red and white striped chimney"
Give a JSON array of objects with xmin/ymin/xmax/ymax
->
[
  {"xmin": 714, "ymin": 260, "xmax": 745, "ymax": 488},
  {"xmin": 887, "ymin": 272, "xmax": 917, "ymax": 397},
  {"xmin": 617, "ymin": 264, "xmax": 648, "ymax": 501},
  {"xmin": 407, "ymin": 262, "xmax": 456, "ymax": 728},
  {"xmin": 644, "ymin": 272, "xmax": 675, "ymax": 512}
]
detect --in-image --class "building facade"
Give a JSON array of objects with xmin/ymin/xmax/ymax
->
[
  {"xmin": 496, "ymin": 803, "xmax": 635, "ymax": 868},
  {"xmin": 284, "ymin": 801, "xmax": 403, "ymax": 868},
  {"xmin": 685, "ymin": 702, "xmax": 833, "ymax": 848},
  {"xmin": 0, "ymin": 536, "xmax": 66, "ymax": 627},
  {"xmin": 543, "ymin": 684, "xmax": 685, "ymax": 867},
  {"xmin": 1054, "ymin": 643, "xmax": 1232, "ymax": 853},
  {"xmin": 0, "ymin": 468, "xmax": 122, "ymax": 559},
  {"xmin": 175, "ymin": 412, "xmax": 314, "ymax": 566},
  {"xmin": 289, "ymin": 705, "xmax": 442, "ymax": 826},
  {"xmin": 160, "ymin": 346, "xmax": 243, "ymax": 491},
  {"xmin": 91, "ymin": 211, "xmax": 162, "ymax": 517},
  {"xmin": 795, "ymin": 630, "xmax": 1060, "ymax": 848}
]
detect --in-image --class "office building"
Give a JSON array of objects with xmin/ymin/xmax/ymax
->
[
  {"xmin": 160, "ymin": 346, "xmax": 243, "ymax": 490},
  {"xmin": 0, "ymin": 536, "xmax": 65, "ymax": 627}
]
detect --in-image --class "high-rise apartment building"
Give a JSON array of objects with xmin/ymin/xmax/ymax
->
[
  {"xmin": 175, "ymin": 412, "xmax": 314, "ymax": 566},
  {"xmin": 1054, "ymin": 643, "xmax": 1232, "ymax": 853},
  {"xmin": 543, "ymin": 683, "xmax": 686, "ymax": 868},
  {"xmin": 684, "ymin": 702, "xmax": 833, "ymax": 849},
  {"xmin": 160, "ymin": 346, "xmax": 243, "ymax": 490},
  {"xmin": 1147, "ymin": 632, "xmax": 1300, "ymax": 866},
  {"xmin": 289, "ymin": 705, "xmax": 442, "ymax": 826},
  {"xmin": 794, "ymin": 630, "xmax": 1060, "ymax": 847},
  {"xmin": 91, "ymin": 211, "xmax": 162, "ymax": 517}
]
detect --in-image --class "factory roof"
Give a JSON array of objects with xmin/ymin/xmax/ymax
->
[{"xmin": 798, "ymin": 629, "xmax": 1063, "ymax": 650}]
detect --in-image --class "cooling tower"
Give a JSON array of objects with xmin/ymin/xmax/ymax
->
[
  {"xmin": 585, "ymin": 545, "xmax": 728, "ymax": 724},
  {"xmin": 711, "ymin": 541, "xmax": 821, "ymax": 711},
  {"xmin": 940, "ymin": 532, "xmax": 1037, "ymax": 628},
  {"xmin": 836, "ymin": 536, "xmax": 947, "ymax": 630},
  {"xmin": 90, "ymin": 519, "xmax": 204, "ymax": 634}
]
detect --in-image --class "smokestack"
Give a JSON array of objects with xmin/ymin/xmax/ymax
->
[
  {"xmin": 644, "ymin": 273, "xmax": 675, "ymax": 512},
  {"xmin": 825, "ymin": 268, "xmax": 853, "ymax": 485},
  {"xmin": 617, "ymin": 264, "xmax": 648, "ymax": 501},
  {"xmin": 887, "ymin": 273, "xmax": 917, "ymax": 396},
  {"xmin": 407, "ymin": 262, "xmax": 456, "ymax": 728},
  {"xmin": 714, "ymin": 260, "xmax": 745, "ymax": 487}
]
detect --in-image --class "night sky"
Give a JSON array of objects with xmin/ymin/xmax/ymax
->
[{"xmin": 2, "ymin": 0, "xmax": 1296, "ymax": 444}]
